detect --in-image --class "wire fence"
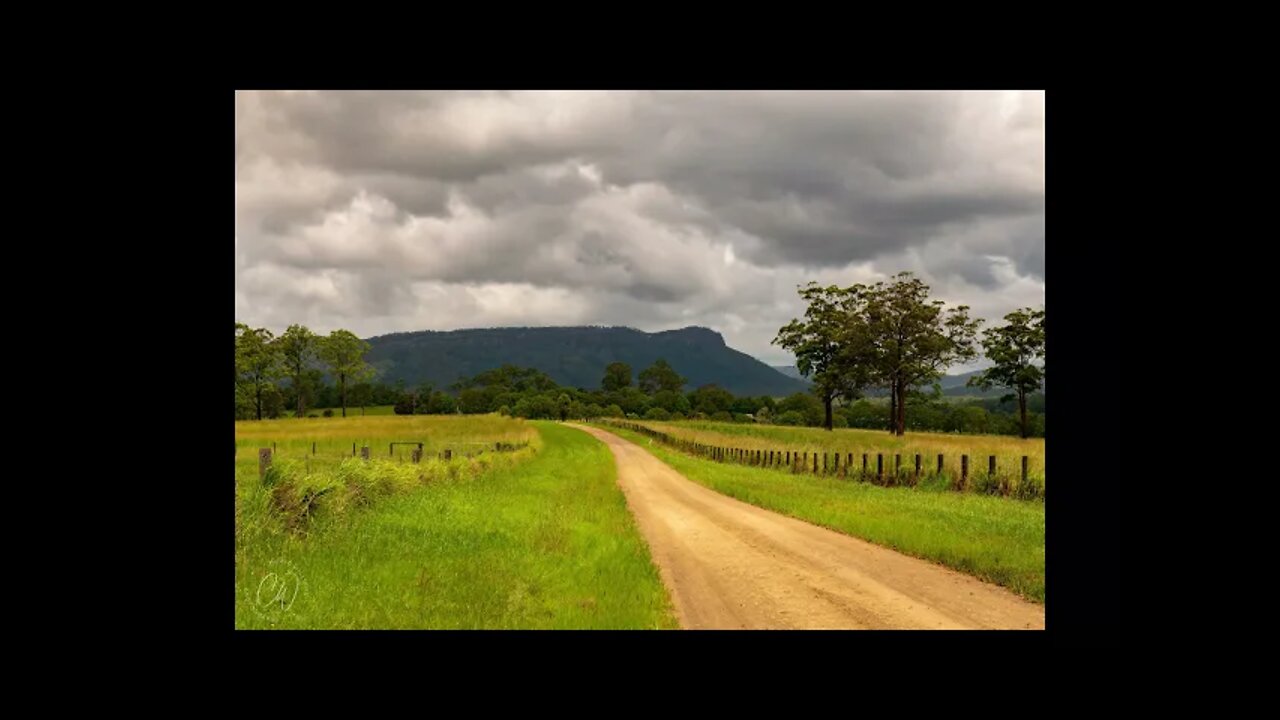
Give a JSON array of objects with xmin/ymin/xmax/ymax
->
[
  {"xmin": 601, "ymin": 420, "xmax": 1044, "ymax": 500},
  {"xmin": 237, "ymin": 439, "xmax": 533, "ymax": 477}
]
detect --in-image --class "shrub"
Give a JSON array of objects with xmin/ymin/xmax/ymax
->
[
  {"xmin": 970, "ymin": 471, "xmax": 1001, "ymax": 496},
  {"xmin": 394, "ymin": 396, "xmax": 417, "ymax": 415},
  {"xmin": 669, "ymin": 411, "xmax": 686, "ymax": 421},
  {"xmin": 308, "ymin": 413, "xmax": 319, "ymax": 418},
  {"xmin": 895, "ymin": 466, "xmax": 918, "ymax": 488},
  {"xmin": 644, "ymin": 407, "xmax": 671, "ymax": 421},
  {"xmin": 711, "ymin": 411, "xmax": 732, "ymax": 422},
  {"xmin": 1015, "ymin": 474, "xmax": 1045, "ymax": 501},
  {"xmin": 775, "ymin": 410, "xmax": 805, "ymax": 426},
  {"xmin": 322, "ymin": 409, "xmax": 334, "ymax": 418}
]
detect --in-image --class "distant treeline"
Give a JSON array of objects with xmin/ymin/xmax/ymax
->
[
  {"xmin": 234, "ymin": 325, "xmax": 1044, "ymax": 437},
  {"xmin": 236, "ymin": 270, "xmax": 1044, "ymax": 439}
]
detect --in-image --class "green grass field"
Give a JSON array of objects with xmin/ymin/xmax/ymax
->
[
  {"xmin": 598, "ymin": 423, "xmax": 1046, "ymax": 603},
  {"xmin": 622, "ymin": 419, "xmax": 1045, "ymax": 486},
  {"xmin": 235, "ymin": 417, "xmax": 677, "ymax": 629}
]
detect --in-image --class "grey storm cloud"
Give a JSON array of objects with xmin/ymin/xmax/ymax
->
[{"xmin": 235, "ymin": 90, "xmax": 1044, "ymax": 366}]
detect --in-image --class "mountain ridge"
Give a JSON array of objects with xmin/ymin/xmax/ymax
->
[{"xmin": 364, "ymin": 325, "xmax": 808, "ymax": 397}]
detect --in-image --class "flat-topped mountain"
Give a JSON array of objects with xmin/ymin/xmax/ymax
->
[{"xmin": 365, "ymin": 325, "xmax": 811, "ymax": 397}]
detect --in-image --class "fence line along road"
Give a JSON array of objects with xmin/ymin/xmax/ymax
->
[{"xmin": 599, "ymin": 420, "xmax": 1042, "ymax": 499}]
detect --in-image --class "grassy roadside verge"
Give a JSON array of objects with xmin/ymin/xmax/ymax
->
[
  {"xmin": 595, "ymin": 423, "xmax": 1045, "ymax": 604},
  {"xmin": 236, "ymin": 422, "xmax": 678, "ymax": 629}
]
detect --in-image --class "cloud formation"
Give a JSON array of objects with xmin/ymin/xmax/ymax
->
[{"xmin": 235, "ymin": 90, "xmax": 1044, "ymax": 367}]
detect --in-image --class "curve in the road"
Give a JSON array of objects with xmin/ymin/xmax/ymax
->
[{"xmin": 568, "ymin": 423, "xmax": 1045, "ymax": 630}]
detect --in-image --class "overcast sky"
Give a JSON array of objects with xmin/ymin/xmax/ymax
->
[{"xmin": 235, "ymin": 90, "xmax": 1044, "ymax": 369}]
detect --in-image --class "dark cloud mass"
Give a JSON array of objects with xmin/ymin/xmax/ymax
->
[{"xmin": 235, "ymin": 90, "xmax": 1044, "ymax": 366}]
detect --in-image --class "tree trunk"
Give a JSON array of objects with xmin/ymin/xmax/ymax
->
[
  {"xmin": 824, "ymin": 394, "xmax": 833, "ymax": 431},
  {"xmin": 256, "ymin": 383, "xmax": 263, "ymax": 421},
  {"xmin": 895, "ymin": 379, "xmax": 906, "ymax": 436},
  {"xmin": 296, "ymin": 372, "xmax": 305, "ymax": 418},
  {"xmin": 340, "ymin": 375, "xmax": 347, "ymax": 418},
  {"xmin": 887, "ymin": 381, "xmax": 897, "ymax": 434},
  {"xmin": 1019, "ymin": 386, "xmax": 1028, "ymax": 439}
]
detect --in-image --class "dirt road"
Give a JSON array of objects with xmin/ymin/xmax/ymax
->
[{"xmin": 569, "ymin": 424, "xmax": 1045, "ymax": 630}]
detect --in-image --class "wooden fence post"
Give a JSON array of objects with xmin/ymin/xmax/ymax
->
[
  {"xmin": 877, "ymin": 453, "xmax": 883, "ymax": 484},
  {"xmin": 914, "ymin": 454, "xmax": 921, "ymax": 480},
  {"xmin": 312, "ymin": 441, "xmax": 316, "ymax": 455},
  {"xmin": 412, "ymin": 448, "xmax": 422, "ymax": 463},
  {"xmin": 813, "ymin": 453, "xmax": 818, "ymax": 474},
  {"xmin": 862, "ymin": 453, "xmax": 868, "ymax": 478},
  {"xmin": 895, "ymin": 453, "xmax": 901, "ymax": 477},
  {"xmin": 361, "ymin": 446, "xmax": 370, "ymax": 461},
  {"xmin": 352, "ymin": 442, "xmax": 356, "ymax": 457},
  {"xmin": 444, "ymin": 449, "xmax": 452, "ymax": 461},
  {"xmin": 937, "ymin": 453, "xmax": 943, "ymax": 475},
  {"xmin": 961, "ymin": 455, "xmax": 969, "ymax": 490},
  {"xmin": 259, "ymin": 448, "xmax": 272, "ymax": 479},
  {"xmin": 1022, "ymin": 455, "xmax": 1029, "ymax": 487}
]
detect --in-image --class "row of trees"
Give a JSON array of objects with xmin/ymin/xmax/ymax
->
[
  {"xmin": 391, "ymin": 358, "xmax": 1043, "ymax": 438},
  {"xmin": 774, "ymin": 272, "xmax": 1045, "ymax": 438},
  {"xmin": 234, "ymin": 323, "xmax": 372, "ymax": 420},
  {"xmin": 233, "ymin": 326, "xmax": 1044, "ymax": 437}
]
